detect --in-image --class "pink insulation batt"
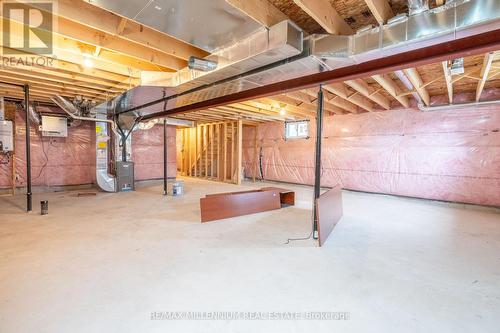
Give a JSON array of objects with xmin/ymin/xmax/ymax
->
[
  {"xmin": 0, "ymin": 106, "xmax": 176, "ymax": 189},
  {"xmin": 242, "ymin": 104, "xmax": 500, "ymax": 206}
]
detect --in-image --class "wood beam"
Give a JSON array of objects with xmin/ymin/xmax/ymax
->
[
  {"xmin": 116, "ymin": 18, "xmax": 127, "ymax": 36},
  {"xmin": 1, "ymin": 10, "xmax": 187, "ymax": 71},
  {"xmin": 476, "ymin": 52, "xmax": 495, "ymax": 101},
  {"xmin": 323, "ymin": 91, "xmax": 359, "ymax": 113},
  {"xmin": 345, "ymin": 79, "xmax": 391, "ymax": 110},
  {"xmin": 372, "ymin": 74, "xmax": 409, "ymax": 108},
  {"xmin": 0, "ymin": 19, "xmax": 144, "ymax": 77},
  {"xmin": 323, "ymin": 83, "xmax": 374, "ymax": 112},
  {"xmin": 244, "ymin": 100, "xmax": 313, "ymax": 119},
  {"xmin": 0, "ymin": 76, "xmax": 113, "ymax": 100},
  {"xmin": 364, "ymin": 0, "xmax": 394, "ymax": 24},
  {"xmin": 2, "ymin": 66, "xmax": 135, "ymax": 95},
  {"xmin": 223, "ymin": 123, "xmax": 227, "ymax": 181},
  {"xmin": 27, "ymin": 0, "xmax": 207, "ymax": 61},
  {"xmin": 261, "ymin": 97, "xmax": 316, "ymax": 118},
  {"xmin": 231, "ymin": 103, "xmax": 291, "ymax": 121},
  {"xmin": 236, "ymin": 120, "xmax": 243, "ymax": 185},
  {"xmin": 218, "ymin": 105, "xmax": 285, "ymax": 122},
  {"xmin": 287, "ymin": 91, "xmax": 344, "ymax": 114},
  {"xmin": 293, "ymin": 0, "xmax": 353, "ymax": 35},
  {"xmin": 402, "ymin": 68, "xmax": 430, "ymax": 106},
  {"xmin": 441, "ymin": 61, "xmax": 453, "ymax": 104},
  {"xmin": 225, "ymin": 0, "xmax": 288, "ymax": 27},
  {"xmin": 0, "ymin": 70, "xmax": 124, "ymax": 95},
  {"xmin": 141, "ymin": 29, "xmax": 500, "ymax": 120},
  {"xmin": 301, "ymin": 89, "xmax": 346, "ymax": 114}
]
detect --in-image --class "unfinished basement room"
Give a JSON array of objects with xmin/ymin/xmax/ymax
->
[{"xmin": 0, "ymin": 0, "xmax": 499, "ymax": 332}]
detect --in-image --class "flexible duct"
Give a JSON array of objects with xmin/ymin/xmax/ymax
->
[
  {"xmin": 51, "ymin": 96, "xmax": 116, "ymax": 131},
  {"xmin": 52, "ymin": 95, "xmax": 117, "ymax": 192}
]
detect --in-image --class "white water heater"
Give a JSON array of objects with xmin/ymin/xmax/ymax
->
[{"xmin": 0, "ymin": 120, "xmax": 14, "ymax": 152}]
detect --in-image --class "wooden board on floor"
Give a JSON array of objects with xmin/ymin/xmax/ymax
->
[
  {"xmin": 200, "ymin": 190, "xmax": 282, "ymax": 222},
  {"xmin": 316, "ymin": 184, "xmax": 343, "ymax": 246},
  {"xmin": 260, "ymin": 187, "xmax": 295, "ymax": 206},
  {"xmin": 200, "ymin": 187, "xmax": 296, "ymax": 222}
]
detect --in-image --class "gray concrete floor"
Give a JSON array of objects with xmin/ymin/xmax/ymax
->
[{"xmin": 1, "ymin": 177, "xmax": 499, "ymax": 333}]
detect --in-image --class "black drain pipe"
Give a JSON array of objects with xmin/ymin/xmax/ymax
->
[
  {"xmin": 312, "ymin": 85, "xmax": 324, "ymax": 239},
  {"xmin": 24, "ymin": 85, "xmax": 32, "ymax": 212}
]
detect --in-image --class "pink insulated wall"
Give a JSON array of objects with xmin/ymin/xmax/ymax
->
[
  {"xmin": 242, "ymin": 104, "xmax": 500, "ymax": 207},
  {"xmin": 132, "ymin": 124, "xmax": 177, "ymax": 181},
  {"xmin": 0, "ymin": 104, "xmax": 176, "ymax": 189}
]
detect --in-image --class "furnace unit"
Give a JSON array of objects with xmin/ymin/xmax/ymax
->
[{"xmin": 116, "ymin": 161, "xmax": 134, "ymax": 192}]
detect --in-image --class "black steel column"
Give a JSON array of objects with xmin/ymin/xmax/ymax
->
[
  {"xmin": 24, "ymin": 84, "xmax": 32, "ymax": 212},
  {"xmin": 163, "ymin": 118, "xmax": 168, "ymax": 195},
  {"xmin": 312, "ymin": 85, "xmax": 324, "ymax": 238}
]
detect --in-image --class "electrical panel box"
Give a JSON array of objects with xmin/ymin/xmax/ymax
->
[
  {"xmin": 41, "ymin": 115, "xmax": 68, "ymax": 137},
  {"xmin": 116, "ymin": 161, "xmax": 134, "ymax": 192},
  {"xmin": 0, "ymin": 120, "xmax": 14, "ymax": 152}
]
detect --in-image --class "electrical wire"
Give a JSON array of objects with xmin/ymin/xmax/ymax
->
[
  {"xmin": 284, "ymin": 208, "xmax": 314, "ymax": 244},
  {"xmin": 32, "ymin": 136, "xmax": 49, "ymax": 183}
]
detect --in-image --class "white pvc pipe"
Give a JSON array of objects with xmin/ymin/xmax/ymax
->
[{"xmin": 417, "ymin": 99, "xmax": 500, "ymax": 112}]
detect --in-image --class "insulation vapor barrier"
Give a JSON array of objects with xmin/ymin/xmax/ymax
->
[
  {"xmin": 132, "ymin": 124, "xmax": 177, "ymax": 181},
  {"xmin": 242, "ymin": 104, "xmax": 500, "ymax": 207},
  {"xmin": 0, "ymin": 104, "xmax": 177, "ymax": 189},
  {"xmin": 0, "ymin": 107, "xmax": 96, "ymax": 188}
]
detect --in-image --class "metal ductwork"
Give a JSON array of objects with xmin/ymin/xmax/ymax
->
[
  {"xmin": 408, "ymin": 0, "xmax": 429, "ymax": 16},
  {"xmin": 94, "ymin": 102, "xmax": 117, "ymax": 192},
  {"xmin": 53, "ymin": 95, "xmax": 194, "ymax": 192},
  {"xmin": 111, "ymin": 20, "xmax": 304, "ymax": 116},
  {"xmin": 52, "ymin": 95, "xmax": 117, "ymax": 192},
  {"xmin": 94, "ymin": 0, "xmax": 499, "ymax": 121},
  {"xmin": 28, "ymin": 106, "xmax": 41, "ymax": 126},
  {"xmin": 86, "ymin": 0, "xmax": 262, "ymax": 52}
]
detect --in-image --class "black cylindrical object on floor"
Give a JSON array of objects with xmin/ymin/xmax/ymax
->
[{"xmin": 40, "ymin": 200, "xmax": 48, "ymax": 215}]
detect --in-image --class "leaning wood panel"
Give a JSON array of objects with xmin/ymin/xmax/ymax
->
[
  {"xmin": 200, "ymin": 190, "xmax": 282, "ymax": 222},
  {"xmin": 316, "ymin": 185, "xmax": 343, "ymax": 247}
]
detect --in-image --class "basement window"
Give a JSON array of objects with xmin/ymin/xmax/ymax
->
[{"xmin": 285, "ymin": 120, "xmax": 309, "ymax": 140}]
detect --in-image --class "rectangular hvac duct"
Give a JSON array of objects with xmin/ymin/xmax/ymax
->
[
  {"xmin": 86, "ymin": 0, "xmax": 263, "ymax": 52},
  {"xmin": 112, "ymin": 20, "xmax": 303, "ymax": 117},
  {"xmin": 95, "ymin": 0, "xmax": 499, "ymax": 121}
]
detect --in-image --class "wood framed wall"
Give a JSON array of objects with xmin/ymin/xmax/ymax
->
[
  {"xmin": 0, "ymin": 103, "xmax": 16, "ymax": 196},
  {"xmin": 178, "ymin": 120, "xmax": 243, "ymax": 184}
]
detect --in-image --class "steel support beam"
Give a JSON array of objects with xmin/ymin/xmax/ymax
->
[
  {"xmin": 137, "ymin": 28, "xmax": 500, "ymax": 121},
  {"xmin": 24, "ymin": 84, "xmax": 32, "ymax": 212},
  {"xmin": 312, "ymin": 85, "xmax": 324, "ymax": 239}
]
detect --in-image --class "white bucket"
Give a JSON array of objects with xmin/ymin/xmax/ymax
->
[{"xmin": 172, "ymin": 181, "xmax": 184, "ymax": 196}]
